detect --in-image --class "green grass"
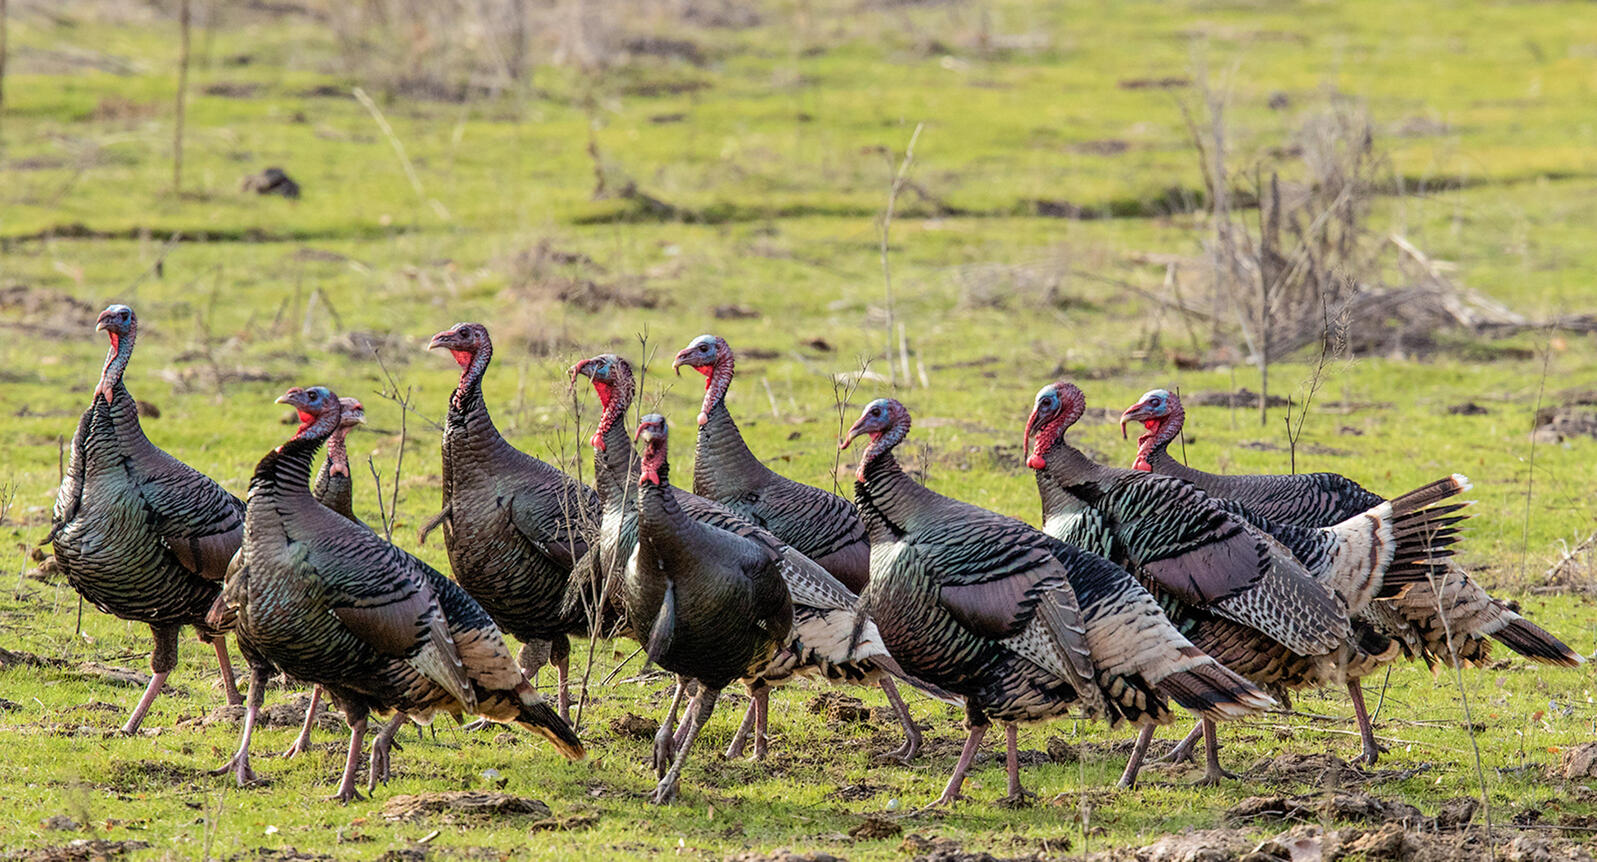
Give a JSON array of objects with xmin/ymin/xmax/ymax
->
[{"xmin": 2, "ymin": 0, "xmax": 1597, "ymax": 859}]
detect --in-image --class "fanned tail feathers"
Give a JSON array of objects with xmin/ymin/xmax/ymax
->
[{"xmin": 1488, "ymin": 609, "xmax": 1584, "ymax": 667}]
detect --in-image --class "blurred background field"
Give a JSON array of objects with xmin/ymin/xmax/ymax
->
[{"xmin": 2, "ymin": 1, "xmax": 1597, "ymax": 859}]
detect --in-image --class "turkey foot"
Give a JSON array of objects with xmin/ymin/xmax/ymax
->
[
  {"xmin": 652, "ymin": 687, "xmax": 718, "ymax": 805},
  {"xmin": 1117, "ymin": 723, "xmax": 1158, "ymax": 790},
  {"xmin": 208, "ymin": 750, "xmax": 262, "ymax": 786},
  {"xmin": 1192, "ymin": 719, "xmax": 1240, "ymax": 787},
  {"xmin": 330, "ymin": 718, "xmax": 369, "ymax": 804},
  {"xmin": 367, "ymin": 714, "xmax": 408, "ymax": 793},
  {"xmin": 1348, "ymin": 680, "xmax": 1384, "ymax": 766},
  {"xmin": 997, "ymin": 723, "xmax": 1033, "ymax": 807},
  {"xmin": 1153, "ymin": 720, "xmax": 1202, "ymax": 766}
]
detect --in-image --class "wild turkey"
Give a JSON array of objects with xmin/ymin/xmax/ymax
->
[
  {"xmin": 212, "ymin": 386, "xmax": 583, "ymax": 801},
  {"xmin": 841, "ymin": 398, "xmax": 1273, "ymax": 801},
  {"xmin": 567, "ymin": 354, "xmax": 937, "ymax": 762},
  {"xmin": 1122, "ymin": 388, "xmax": 1582, "ymax": 675},
  {"xmin": 49, "ymin": 303, "xmax": 245, "ymax": 735},
  {"xmin": 424, "ymin": 323, "xmax": 599, "ymax": 721},
  {"xmin": 627, "ymin": 414, "xmax": 794, "ymax": 803},
  {"xmin": 284, "ymin": 396, "xmax": 366, "ymax": 757},
  {"xmin": 671, "ymin": 334, "xmax": 870, "ymax": 592},
  {"xmin": 1026, "ymin": 381, "xmax": 1472, "ymax": 772}
]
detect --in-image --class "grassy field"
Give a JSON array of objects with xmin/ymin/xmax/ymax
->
[{"xmin": 3, "ymin": 1, "xmax": 1597, "ymax": 859}]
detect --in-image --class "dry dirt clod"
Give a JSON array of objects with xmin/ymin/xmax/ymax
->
[
  {"xmin": 848, "ymin": 815, "xmax": 901, "ymax": 840},
  {"xmin": 807, "ymin": 692, "xmax": 870, "ymax": 723},
  {"xmin": 610, "ymin": 712, "xmax": 660, "ymax": 739},
  {"xmin": 380, "ymin": 792, "xmax": 551, "ymax": 822}
]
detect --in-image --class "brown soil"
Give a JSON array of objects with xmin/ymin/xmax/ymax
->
[{"xmin": 380, "ymin": 791, "xmax": 552, "ymax": 822}]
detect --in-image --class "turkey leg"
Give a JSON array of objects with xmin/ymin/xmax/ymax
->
[
  {"xmin": 1117, "ymin": 723, "xmax": 1157, "ymax": 789},
  {"xmin": 924, "ymin": 722, "xmax": 988, "ymax": 809},
  {"xmin": 122, "ymin": 624, "xmax": 179, "ymax": 735},
  {"xmin": 653, "ymin": 678, "xmax": 687, "ymax": 778},
  {"xmin": 725, "ymin": 696, "xmax": 758, "ymax": 760},
  {"xmin": 332, "ymin": 714, "xmax": 369, "ymax": 803},
  {"xmin": 1348, "ymin": 680, "xmax": 1383, "ymax": 766},
  {"xmin": 552, "ymin": 635, "xmax": 572, "ymax": 723},
  {"xmin": 209, "ymin": 665, "xmax": 266, "ymax": 786},
  {"xmin": 283, "ymin": 685, "xmax": 323, "ymax": 758},
  {"xmin": 879, "ymin": 678, "xmax": 921, "ymax": 763},
  {"xmin": 367, "ymin": 713, "xmax": 409, "ymax": 792},
  {"xmin": 211, "ymin": 637, "xmax": 244, "ymax": 707},
  {"xmin": 652, "ymin": 686, "xmax": 720, "ymax": 805},
  {"xmin": 1195, "ymin": 718, "xmax": 1240, "ymax": 786},
  {"xmin": 1000, "ymin": 723, "xmax": 1034, "ymax": 805}
]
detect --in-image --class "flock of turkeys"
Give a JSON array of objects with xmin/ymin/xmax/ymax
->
[{"xmin": 42, "ymin": 304, "xmax": 1582, "ymax": 806}]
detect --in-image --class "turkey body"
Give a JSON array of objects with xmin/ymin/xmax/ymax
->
[
  {"xmin": 431, "ymin": 326, "xmax": 598, "ymax": 718},
  {"xmin": 224, "ymin": 389, "xmax": 582, "ymax": 800},
  {"xmin": 626, "ymin": 415, "xmax": 793, "ymax": 803},
  {"xmin": 52, "ymin": 306, "xmax": 245, "ymax": 734}
]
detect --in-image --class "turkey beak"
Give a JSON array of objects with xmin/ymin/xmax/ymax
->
[
  {"xmin": 670, "ymin": 349, "xmax": 689, "ymax": 375},
  {"xmin": 1119, "ymin": 404, "xmax": 1143, "ymax": 440},
  {"xmin": 839, "ymin": 417, "xmax": 867, "ymax": 451},
  {"xmin": 95, "ymin": 316, "xmax": 110, "ymax": 332},
  {"xmin": 1023, "ymin": 406, "xmax": 1048, "ymax": 470},
  {"xmin": 426, "ymin": 331, "xmax": 451, "ymax": 351}
]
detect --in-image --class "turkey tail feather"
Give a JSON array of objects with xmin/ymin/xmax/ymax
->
[
  {"xmin": 514, "ymin": 692, "xmax": 586, "ymax": 759},
  {"xmin": 1491, "ymin": 615, "xmax": 1584, "ymax": 667},
  {"xmin": 1157, "ymin": 661, "xmax": 1275, "ymax": 722}
]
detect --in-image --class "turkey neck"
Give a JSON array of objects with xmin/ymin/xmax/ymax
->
[
  {"xmin": 251, "ymin": 423, "xmax": 334, "ymax": 514},
  {"xmin": 1035, "ymin": 437, "xmax": 1125, "ymax": 505},
  {"xmin": 853, "ymin": 452, "xmax": 935, "ymax": 545},
  {"xmin": 95, "ymin": 325, "xmax": 136, "ymax": 403},
  {"xmin": 692, "ymin": 390, "xmax": 768, "ymax": 500},
  {"xmin": 592, "ymin": 397, "xmax": 642, "ymax": 510},
  {"xmin": 636, "ymin": 462, "xmax": 696, "ymax": 565},
  {"xmin": 442, "ymin": 346, "xmax": 513, "ymax": 483},
  {"xmin": 314, "ymin": 427, "xmax": 357, "ymax": 522}
]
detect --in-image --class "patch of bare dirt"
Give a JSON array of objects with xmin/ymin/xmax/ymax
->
[
  {"xmin": 1226, "ymin": 792, "xmax": 1428, "ymax": 827},
  {"xmin": 227, "ymin": 848, "xmax": 334, "ymax": 862},
  {"xmin": 1046, "ymin": 736, "xmax": 1150, "ymax": 763},
  {"xmin": 503, "ymin": 240, "xmax": 658, "ymax": 313},
  {"xmin": 1187, "ymin": 388, "xmax": 1291, "ymax": 409},
  {"xmin": 834, "ymin": 783, "xmax": 886, "ymax": 802},
  {"xmin": 0, "ymin": 285, "xmax": 100, "ymax": 335},
  {"xmin": 529, "ymin": 811, "xmax": 599, "ymax": 832},
  {"xmin": 609, "ymin": 712, "xmax": 659, "ymax": 739},
  {"xmin": 898, "ymin": 833, "xmax": 1046, "ymax": 862},
  {"xmin": 725, "ymin": 851, "xmax": 846, "ymax": 862},
  {"xmin": 1069, "ymin": 139, "xmax": 1131, "ymax": 156},
  {"xmin": 1118, "ymin": 76, "xmax": 1190, "ymax": 90},
  {"xmin": 325, "ymin": 330, "xmax": 414, "ymax": 361},
  {"xmin": 15, "ymin": 839, "xmax": 150, "ymax": 861},
  {"xmin": 807, "ymin": 692, "xmax": 870, "ymax": 723},
  {"xmin": 380, "ymin": 791, "xmax": 551, "ymax": 822},
  {"xmin": 203, "ymin": 82, "xmax": 262, "ymax": 98},
  {"xmin": 1533, "ymin": 402, "xmax": 1597, "ymax": 443},
  {"xmin": 849, "ymin": 815, "xmax": 901, "ymax": 839}
]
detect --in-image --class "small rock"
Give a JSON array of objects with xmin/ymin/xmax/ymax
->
[{"xmin": 1557, "ymin": 742, "xmax": 1597, "ymax": 780}]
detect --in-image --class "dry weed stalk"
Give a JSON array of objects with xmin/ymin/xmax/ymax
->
[{"xmin": 878, "ymin": 122, "xmax": 924, "ymax": 388}]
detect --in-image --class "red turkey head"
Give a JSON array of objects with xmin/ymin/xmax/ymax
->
[
  {"xmin": 276, "ymin": 385, "xmax": 343, "ymax": 439},
  {"xmin": 840, "ymin": 398, "xmax": 910, "ymax": 481},
  {"xmin": 1120, "ymin": 388, "xmax": 1183, "ymax": 471},
  {"xmin": 634, "ymin": 413, "xmax": 669, "ymax": 485},
  {"xmin": 671, "ymin": 334, "xmax": 732, "ymax": 426},
  {"xmin": 570, "ymin": 354, "xmax": 634, "ymax": 451},
  {"xmin": 428, "ymin": 322, "xmax": 492, "ymax": 371},
  {"xmin": 1023, "ymin": 382, "xmax": 1086, "ymax": 470}
]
